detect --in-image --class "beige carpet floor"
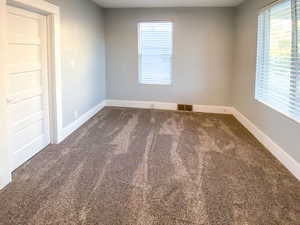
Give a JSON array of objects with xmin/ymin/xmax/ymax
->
[{"xmin": 0, "ymin": 107, "xmax": 299, "ymax": 225}]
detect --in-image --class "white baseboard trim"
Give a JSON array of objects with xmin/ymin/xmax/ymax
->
[
  {"xmin": 55, "ymin": 98, "xmax": 299, "ymax": 181},
  {"xmin": 193, "ymin": 105, "xmax": 234, "ymax": 114},
  {"xmin": 106, "ymin": 99, "xmax": 177, "ymax": 110},
  {"xmin": 232, "ymin": 108, "xmax": 300, "ymax": 180},
  {"xmin": 59, "ymin": 101, "xmax": 106, "ymax": 142},
  {"xmin": 106, "ymin": 99, "xmax": 233, "ymax": 114},
  {"xmin": 106, "ymin": 99, "xmax": 299, "ymax": 180},
  {"xmin": 0, "ymin": 174, "xmax": 11, "ymax": 190}
]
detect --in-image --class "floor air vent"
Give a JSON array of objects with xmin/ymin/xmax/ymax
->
[{"xmin": 177, "ymin": 104, "xmax": 193, "ymax": 112}]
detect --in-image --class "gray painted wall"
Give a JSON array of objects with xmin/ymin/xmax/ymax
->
[
  {"xmin": 46, "ymin": 0, "xmax": 106, "ymax": 127},
  {"xmin": 233, "ymin": 0, "xmax": 300, "ymax": 163},
  {"xmin": 104, "ymin": 8, "xmax": 234, "ymax": 106}
]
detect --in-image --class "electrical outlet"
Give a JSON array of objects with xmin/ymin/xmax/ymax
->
[{"xmin": 74, "ymin": 111, "xmax": 78, "ymax": 119}]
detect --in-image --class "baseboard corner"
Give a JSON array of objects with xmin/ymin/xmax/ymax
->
[
  {"xmin": 0, "ymin": 175, "xmax": 12, "ymax": 190},
  {"xmin": 56, "ymin": 99, "xmax": 300, "ymax": 181},
  {"xmin": 231, "ymin": 108, "xmax": 300, "ymax": 181},
  {"xmin": 59, "ymin": 100, "xmax": 106, "ymax": 142}
]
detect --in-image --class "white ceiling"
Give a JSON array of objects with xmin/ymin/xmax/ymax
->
[{"xmin": 92, "ymin": 0, "xmax": 245, "ymax": 8}]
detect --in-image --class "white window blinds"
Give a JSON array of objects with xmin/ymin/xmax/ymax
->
[
  {"xmin": 256, "ymin": 0, "xmax": 300, "ymax": 123},
  {"xmin": 138, "ymin": 22, "xmax": 173, "ymax": 85}
]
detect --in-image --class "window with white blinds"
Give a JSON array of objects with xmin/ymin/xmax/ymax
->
[
  {"xmin": 256, "ymin": 0, "xmax": 300, "ymax": 123},
  {"xmin": 138, "ymin": 22, "xmax": 173, "ymax": 85}
]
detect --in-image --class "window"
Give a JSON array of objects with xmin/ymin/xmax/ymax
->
[
  {"xmin": 256, "ymin": 0, "xmax": 300, "ymax": 123},
  {"xmin": 138, "ymin": 22, "xmax": 173, "ymax": 85}
]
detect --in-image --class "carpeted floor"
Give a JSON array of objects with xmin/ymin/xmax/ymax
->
[{"xmin": 0, "ymin": 107, "xmax": 299, "ymax": 225}]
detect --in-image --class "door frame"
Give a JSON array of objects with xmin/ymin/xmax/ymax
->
[{"xmin": 0, "ymin": 0, "xmax": 63, "ymax": 189}]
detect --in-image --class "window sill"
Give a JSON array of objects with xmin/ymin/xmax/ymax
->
[{"xmin": 139, "ymin": 81, "xmax": 172, "ymax": 86}]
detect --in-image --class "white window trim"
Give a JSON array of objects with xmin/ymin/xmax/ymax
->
[
  {"xmin": 138, "ymin": 21, "xmax": 174, "ymax": 86},
  {"xmin": 255, "ymin": 0, "xmax": 300, "ymax": 125}
]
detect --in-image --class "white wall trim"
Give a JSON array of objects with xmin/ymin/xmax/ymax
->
[
  {"xmin": 107, "ymin": 99, "xmax": 299, "ymax": 180},
  {"xmin": 193, "ymin": 104, "xmax": 234, "ymax": 114},
  {"xmin": 106, "ymin": 99, "xmax": 177, "ymax": 110},
  {"xmin": 8, "ymin": 0, "xmax": 59, "ymax": 14},
  {"xmin": 0, "ymin": 0, "xmax": 11, "ymax": 191},
  {"xmin": 60, "ymin": 101, "xmax": 106, "ymax": 142},
  {"xmin": 46, "ymin": 8, "xmax": 63, "ymax": 144},
  {"xmin": 0, "ymin": 176, "xmax": 11, "ymax": 190},
  {"xmin": 106, "ymin": 99, "xmax": 234, "ymax": 114},
  {"xmin": 231, "ymin": 108, "xmax": 300, "ymax": 180},
  {"xmin": 1, "ymin": 97, "xmax": 299, "ymax": 189}
]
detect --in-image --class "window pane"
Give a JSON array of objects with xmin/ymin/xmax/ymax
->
[
  {"xmin": 138, "ymin": 22, "xmax": 173, "ymax": 85},
  {"xmin": 268, "ymin": 0, "xmax": 292, "ymax": 109},
  {"xmin": 256, "ymin": 0, "xmax": 300, "ymax": 123}
]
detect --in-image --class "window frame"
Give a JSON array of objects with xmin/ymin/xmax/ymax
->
[
  {"xmin": 255, "ymin": 0, "xmax": 300, "ymax": 124},
  {"xmin": 137, "ymin": 21, "xmax": 174, "ymax": 86}
]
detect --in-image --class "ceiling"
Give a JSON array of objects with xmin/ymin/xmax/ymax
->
[{"xmin": 92, "ymin": 0, "xmax": 245, "ymax": 8}]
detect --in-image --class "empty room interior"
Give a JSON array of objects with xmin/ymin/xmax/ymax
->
[{"xmin": 1, "ymin": 0, "xmax": 300, "ymax": 224}]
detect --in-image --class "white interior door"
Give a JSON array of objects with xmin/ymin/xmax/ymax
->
[{"xmin": 7, "ymin": 6, "xmax": 50, "ymax": 171}]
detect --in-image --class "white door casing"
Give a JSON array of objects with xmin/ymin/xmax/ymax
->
[{"xmin": 7, "ymin": 6, "xmax": 50, "ymax": 170}]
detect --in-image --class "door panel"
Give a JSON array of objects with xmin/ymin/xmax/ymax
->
[
  {"xmin": 7, "ymin": 45, "xmax": 41, "ymax": 73},
  {"xmin": 8, "ymin": 71, "xmax": 42, "ymax": 94},
  {"xmin": 7, "ymin": 11, "xmax": 40, "ymax": 44},
  {"xmin": 13, "ymin": 121, "xmax": 44, "ymax": 151},
  {"xmin": 7, "ymin": 6, "xmax": 50, "ymax": 171},
  {"xmin": 9, "ymin": 96, "xmax": 43, "ymax": 122}
]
